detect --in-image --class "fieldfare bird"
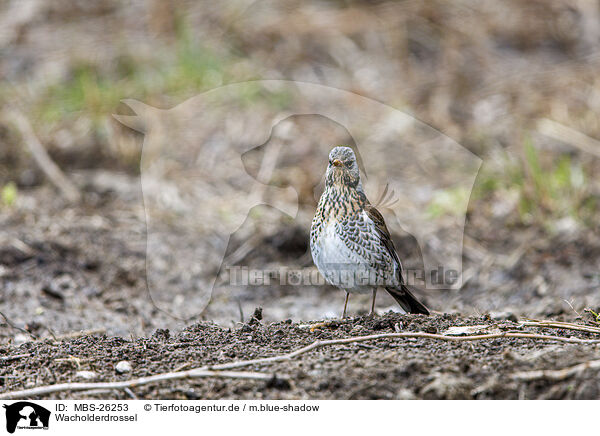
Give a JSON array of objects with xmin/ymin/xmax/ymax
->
[{"xmin": 310, "ymin": 146, "xmax": 429, "ymax": 318}]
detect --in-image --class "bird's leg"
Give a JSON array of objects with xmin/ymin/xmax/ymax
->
[
  {"xmin": 342, "ymin": 291, "xmax": 350, "ymax": 318},
  {"xmin": 369, "ymin": 288, "xmax": 377, "ymax": 316}
]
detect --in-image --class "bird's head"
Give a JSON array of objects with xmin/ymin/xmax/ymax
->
[{"xmin": 326, "ymin": 146, "xmax": 360, "ymax": 188}]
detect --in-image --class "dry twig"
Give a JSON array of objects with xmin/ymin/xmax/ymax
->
[
  {"xmin": 0, "ymin": 354, "xmax": 30, "ymax": 362},
  {"xmin": 0, "ymin": 370, "xmax": 278, "ymax": 400},
  {"xmin": 51, "ymin": 329, "xmax": 107, "ymax": 341},
  {"xmin": 4, "ymin": 108, "xmax": 81, "ymax": 202},
  {"xmin": 520, "ymin": 319, "xmax": 600, "ymax": 335},
  {"xmin": 513, "ymin": 359, "xmax": 600, "ymax": 382},
  {"xmin": 0, "ymin": 311, "xmax": 37, "ymax": 340},
  {"xmin": 537, "ymin": 118, "xmax": 600, "ymax": 158}
]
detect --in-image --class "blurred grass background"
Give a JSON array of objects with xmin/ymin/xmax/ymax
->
[
  {"xmin": 1, "ymin": 0, "xmax": 598, "ymax": 233},
  {"xmin": 0, "ymin": 0, "xmax": 598, "ymax": 329}
]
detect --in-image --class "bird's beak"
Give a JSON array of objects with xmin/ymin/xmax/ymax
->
[{"xmin": 332, "ymin": 159, "xmax": 343, "ymax": 167}]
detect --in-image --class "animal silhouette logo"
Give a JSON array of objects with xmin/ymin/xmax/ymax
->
[
  {"xmin": 114, "ymin": 80, "xmax": 481, "ymax": 320},
  {"xmin": 3, "ymin": 402, "xmax": 50, "ymax": 433}
]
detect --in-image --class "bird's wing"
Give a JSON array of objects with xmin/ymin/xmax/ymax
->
[
  {"xmin": 360, "ymin": 191, "xmax": 429, "ymax": 314},
  {"xmin": 360, "ymin": 193, "xmax": 405, "ymax": 283}
]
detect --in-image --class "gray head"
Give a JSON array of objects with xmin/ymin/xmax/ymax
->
[{"xmin": 326, "ymin": 146, "xmax": 360, "ymax": 187}]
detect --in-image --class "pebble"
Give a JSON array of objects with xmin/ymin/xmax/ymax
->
[
  {"xmin": 13, "ymin": 334, "xmax": 30, "ymax": 345},
  {"xmin": 75, "ymin": 371, "xmax": 97, "ymax": 380},
  {"xmin": 490, "ymin": 311, "xmax": 518, "ymax": 322},
  {"xmin": 396, "ymin": 388, "xmax": 417, "ymax": 400},
  {"xmin": 115, "ymin": 361, "xmax": 133, "ymax": 374}
]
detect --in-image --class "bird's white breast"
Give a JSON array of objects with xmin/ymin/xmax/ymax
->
[{"xmin": 311, "ymin": 219, "xmax": 374, "ymax": 293}]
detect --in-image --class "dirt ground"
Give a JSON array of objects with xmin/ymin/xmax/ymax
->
[
  {"xmin": 0, "ymin": 184, "xmax": 599, "ymax": 400},
  {"xmin": 2, "ymin": 311, "xmax": 600, "ymax": 400}
]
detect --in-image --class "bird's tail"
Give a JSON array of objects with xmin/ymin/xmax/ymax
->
[{"xmin": 385, "ymin": 284, "xmax": 430, "ymax": 315}]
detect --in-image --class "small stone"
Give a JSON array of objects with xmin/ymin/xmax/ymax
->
[
  {"xmin": 115, "ymin": 361, "xmax": 133, "ymax": 374},
  {"xmin": 13, "ymin": 334, "xmax": 30, "ymax": 345},
  {"xmin": 396, "ymin": 388, "xmax": 417, "ymax": 400},
  {"xmin": 490, "ymin": 311, "xmax": 518, "ymax": 322},
  {"xmin": 75, "ymin": 371, "xmax": 97, "ymax": 380}
]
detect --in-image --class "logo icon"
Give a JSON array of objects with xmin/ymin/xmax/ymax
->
[
  {"xmin": 114, "ymin": 80, "xmax": 481, "ymax": 320},
  {"xmin": 3, "ymin": 402, "xmax": 50, "ymax": 433}
]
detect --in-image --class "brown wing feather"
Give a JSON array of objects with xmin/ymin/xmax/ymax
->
[
  {"xmin": 361, "ymin": 193, "xmax": 404, "ymax": 283},
  {"xmin": 360, "ymin": 191, "xmax": 429, "ymax": 315}
]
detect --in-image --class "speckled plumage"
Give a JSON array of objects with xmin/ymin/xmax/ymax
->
[{"xmin": 310, "ymin": 146, "xmax": 429, "ymax": 317}]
